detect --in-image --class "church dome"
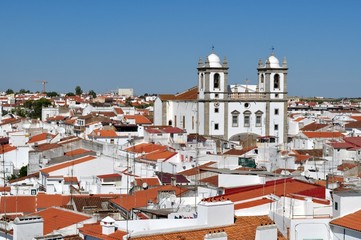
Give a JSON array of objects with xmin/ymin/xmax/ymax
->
[
  {"xmin": 267, "ymin": 55, "xmax": 280, "ymax": 68},
  {"xmin": 207, "ymin": 52, "xmax": 222, "ymax": 68}
]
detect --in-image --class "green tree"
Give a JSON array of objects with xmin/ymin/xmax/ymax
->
[
  {"xmin": 75, "ymin": 86, "xmax": 83, "ymax": 96},
  {"xmin": 5, "ymin": 89, "xmax": 14, "ymax": 95},
  {"xmin": 23, "ymin": 98, "xmax": 52, "ymax": 119},
  {"xmin": 66, "ymin": 92, "xmax": 75, "ymax": 96},
  {"xmin": 19, "ymin": 165, "xmax": 27, "ymax": 178},
  {"xmin": 46, "ymin": 91, "xmax": 59, "ymax": 97},
  {"xmin": 18, "ymin": 89, "xmax": 30, "ymax": 94},
  {"xmin": 88, "ymin": 90, "xmax": 96, "ymax": 98}
]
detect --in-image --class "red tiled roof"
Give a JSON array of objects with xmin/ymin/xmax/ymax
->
[
  {"xmin": 142, "ymin": 150, "xmax": 177, "ymax": 162},
  {"xmin": 131, "ymin": 215, "xmax": 286, "ymax": 240},
  {"xmin": 46, "ymin": 115, "xmax": 67, "ymax": 121},
  {"xmin": 134, "ymin": 177, "xmax": 161, "ymax": 187},
  {"xmin": 330, "ymin": 209, "xmax": 361, "ymax": 232},
  {"xmin": 28, "ymin": 133, "xmax": 55, "ymax": 143},
  {"xmin": 64, "ymin": 148, "xmax": 92, "ymax": 156},
  {"xmin": 64, "ymin": 177, "xmax": 79, "ymax": 184},
  {"xmin": 200, "ymin": 175, "xmax": 218, "ymax": 187},
  {"xmin": 124, "ymin": 115, "xmax": 152, "ymax": 124},
  {"xmin": 223, "ymin": 146, "xmax": 257, "ymax": 156},
  {"xmin": 302, "ymin": 131, "xmax": 344, "ymax": 138},
  {"xmin": 126, "ymin": 143, "xmax": 167, "ymax": 154},
  {"xmin": 145, "ymin": 126, "xmax": 186, "ymax": 134},
  {"xmin": 29, "ymin": 207, "xmax": 91, "ymax": 234},
  {"xmin": 34, "ymin": 143, "xmax": 61, "ymax": 151},
  {"xmin": 79, "ymin": 222, "xmax": 127, "ymax": 240},
  {"xmin": 337, "ymin": 162, "xmax": 358, "ymax": 171},
  {"xmin": 179, "ymin": 162, "xmax": 217, "ymax": 176},
  {"xmin": 97, "ymin": 173, "xmax": 122, "ymax": 179},
  {"xmin": 300, "ymin": 122, "xmax": 329, "ymax": 131},
  {"xmin": 40, "ymin": 156, "xmax": 97, "ymax": 174},
  {"xmin": 234, "ymin": 198, "xmax": 274, "ymax": 210},
  {"xmin": 89, "ymin": 129, "xmax": 118, "ymax": 138},
  {"xmin": 0, "ymin": 144, "xmax": 16, "ymax": 154},
  {"xmin": 111, "ymin": 186, "xmax": 188, "ymax": 211},
  {"xmin": 114, "ymin": 107, "xmax": 124, "ymax": 115},
  {"xmin": 207, "ymin": 179, "xmax": 326, "ymax": 203}
]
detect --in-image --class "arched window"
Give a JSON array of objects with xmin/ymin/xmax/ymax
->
[
  {"xmin": 260, "ymin": 74, "xmax": 264, "ymax": 84},
  {"xmin": 200, "ymin": 73, "xmax": 204, "ymax": 90},
  {"xmin": 214, "ymin": 73, "xmax": 220, "ymax": 89},
  {"xmin": 168, "ymin": 120, "xmax": 172, "ymax": 126},
  {"xmin": 274, "ymin": 74, "xmax": 280, "ymax": 89}
]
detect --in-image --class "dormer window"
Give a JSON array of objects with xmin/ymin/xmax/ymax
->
[{"xmin": 214, "ymin": 73, "xmax": 220, "ymax": 89}]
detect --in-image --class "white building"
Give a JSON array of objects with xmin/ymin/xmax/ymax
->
[{"xmin": 154, "ymin": 50, "xmax": 288, "ymax": 146}]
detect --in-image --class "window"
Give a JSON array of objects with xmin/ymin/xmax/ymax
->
[
  {"xmin": 260, "ymin": 74, "xmax": 264, "ymax": 84},
  {"xmin": 334, "ymin": 202, "xmax": 338, "ymax": 210},
  {"xmin": 200, "ymin": 73, "xmax": 204, "ymax": 90},
  {"xmin": 274, "ymin": 124, "xmax": 279, "ymax": 131},
  {"xmin": 192, "ymin": 116, "xmax": 194, "ymax": 130},
  {"xmin": 215, "ymin": 107, "xmax": 219, "ymax": 113},
  {"xmin": 274, "ymin": 108, "xmax": 279, "ymax": 115},
  {"xmin": 255, "ymin": 110, "xmax": 263, "ymax": 127},
  {"xmin": 231, "ymin": 110, "xmax": 240, "ymax": 127},
  {"xmin": 274, "ymin": 74, "xmax": 280, "ymax": 89},
  {"xmin": 232, "ymin": 115, "xmax": 238, "ymax": 127},
  {"xmin": 275, "ymin": 93, "xmax": 279, "ymax": 98},
  {"xmin": 168, "ymin": 120, "xmax": 172, "ymax": 126},
  {"xmin": 174, "ymin": 116, "xmax": 177, "ymax": 127},
  {"xmin": 214, "ymin": 73, "xmax": 220, "ymax": 89},
  {"xmin": 214, "ymin": 123, "xmax": 219, "ymax": 130},
  {"xmin": 182, "ymin": 116, "xmax": 185, "ymax": 129},
  {"xmin": 215, "ymin": 93, "xmax": 219, "ymax": 98},
  {"xmin": 244, "ymin": 110, "xmax": 251, "ymax": 127}
]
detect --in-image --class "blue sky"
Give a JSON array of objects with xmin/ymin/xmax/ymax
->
[{"xmin": 0, "ymin": 1, "xmax": 360, "ymax": 97}]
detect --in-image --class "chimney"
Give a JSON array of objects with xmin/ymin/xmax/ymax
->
[
  {"xmin": 13, "ymin": 215, "xmax": 43, "ymax": 240},
  {"xmin": 204, "ymin": 230, "xmax": 228, "ymax": 240},
  {"xmin": 197, "ymin": 200, "xmax": 234, "ymax": 227},
  {"xmin": 101, "ymin": 216, "xmax": 116, "ymax": 235},
  {"xmin": 255, "ymin": 224, "xmax": 277, "ymax": 240}
]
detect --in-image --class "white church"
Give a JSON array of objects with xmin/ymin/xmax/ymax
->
[{"xmin": 154, "ymin": 50, "xmax": 288, "ymax": 147}]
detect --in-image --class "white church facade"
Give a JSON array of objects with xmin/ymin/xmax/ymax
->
[{"xmin": 154, "ymin": 51, "xmax": 288, "ymax": 147}]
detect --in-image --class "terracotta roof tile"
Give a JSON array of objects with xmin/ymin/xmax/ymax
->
[
  {"xmin": 0, "ymin": 144, "xmax": 16, "ymax": 154},
  {"xmin": 131, "ymin": 215, "xmax": 286, "ymax": 240},
  {"xmin": 134, "ymin": 177, "xmax": 161, "ymax": 187},
  {"xmin": 302, "ymin": 131, "xmax": 344, "ymax": 138},
  {"xmin": 207, "ymin": 179, "xmax": 326, "ymax": 203},
  {"xmin": 40, "ymin": 155, "xmax": 97, "ymax": 174},
  {"xmin": 300, "ymin": 122, "xmax": 329, "ymax": 131},
  {"xmin": 110, "ymin": 186, "xmax": 188, "ymax": 211},
  {"xmin": 124, "ymin": 115, "xmax": 152, "ymax": 124},
  {"xmin": 64, "ymin": 148, "xmax": 92, "ymax": 156},
  {"xmin": 34, "ymin": 143, "xmax": 62, "ymax": 151},
  {"xmin": 223, "ymin": 146, "xmax": 257, "ymax": 156},
  {"xmin": 28, "ymin": 133, "xmax": 55, "ymax": 143},
  {"xmin": 29, "ymin": 207, "xmax": 91, "ymax": 234},
  {"xmin": 141, "ymin": 150, "xmax": 177, "ymax": 162},
  {"xmin": 234, "ymin": 198, "xmax": 274, "ymax": 210},
  {"xmin": 330, "ymin": 209, "xmax": 361, "ymax": 232},
  {"xmin": 126, "ymin": 143, "xmax": 167, "ymax": 154},
  {"xmin": 79, "ymin": 222, "xmax": 127, "ymax": 240},
  {"xmin": 337, "ymin": 162, "xmax": 358, "ymax": 171},
  {"xmin": 179, "ymin": 162, "xmax": 217, "ymax": 176},
  {"xmin": 89, "ymin": 129, "xmax": 118, "ymax": 138}
]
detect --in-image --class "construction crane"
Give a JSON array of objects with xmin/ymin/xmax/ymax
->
[{"xmin": 35, "ymin": 80, "xmax": 48, "ymax": 93}]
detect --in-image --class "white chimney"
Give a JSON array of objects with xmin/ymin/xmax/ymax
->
[
  {"xmin": 13, "ymin": 215, "xmax": 43, "ymax": 240},
  {"xmin": 197, "ymin": 200, "xmax": 234, "ymax": 227},
  {"xmin": 101, "ymin": 216, "xmax": 116, "ymax": 235},
  {"xmin": 255, "ymin": 224, "xmax": 277, "ymax": 240},
  {"xmin": 204, "ymin": 231, "xmax": 228, "ymax": 240}
]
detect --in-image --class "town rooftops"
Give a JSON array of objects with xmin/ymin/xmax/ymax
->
[
  {"xmin": 158, "ymin": 86, "xmax": 198, "ymax": 101},
  {"xmin": 0, "ymin": 144, "xmax": 16, "ymax": 154},
  {"xmin": 125, "ymin": 142, "xmax": 167, "ymax": 154},
  {"xmin": 300, "ymin": 122, "xmax": 329, "ymax": 131},
  {"xmin": 124, "ymin": 115, "xmax": 152, "ymax": 124},
  {"xmin": 28, "ymin": 132, "xmax": 55, "ymax": 144}
]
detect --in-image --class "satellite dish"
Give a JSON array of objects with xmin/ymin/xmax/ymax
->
[{"xmin": 142, "ymin": 182, "xmax": 148, "ymax": 190}]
